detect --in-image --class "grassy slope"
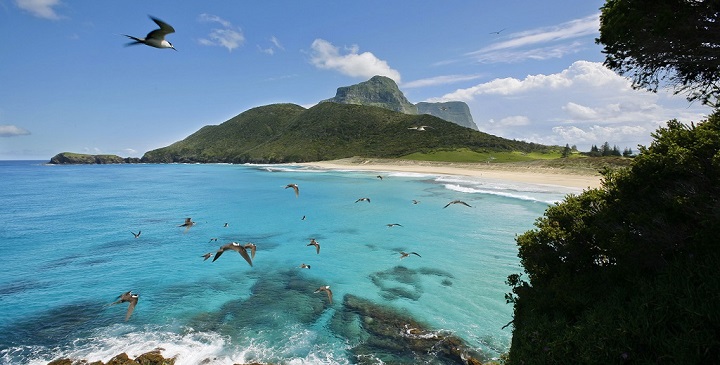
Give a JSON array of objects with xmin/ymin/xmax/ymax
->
[{"xmin": 142, "ymin": 102, "xmax": 557, "ymax": 163}]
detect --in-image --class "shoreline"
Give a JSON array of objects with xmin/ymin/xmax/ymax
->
[{"xmin": 296, "ymin": 157, "xmax": 603, "ymax": 190}]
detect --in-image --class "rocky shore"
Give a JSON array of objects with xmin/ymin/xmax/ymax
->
[
  {"xmin": 47, "ymin": 351, "xmax": 270, "ymax": 365},
  {"xmin": 44, "ymin": 292, "xmax": 486, "ymax": 365}
]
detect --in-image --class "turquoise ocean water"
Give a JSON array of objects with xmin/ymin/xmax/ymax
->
[{"xmin": 0, "ymin": 161, "xmax": 580, "ymax": 364}]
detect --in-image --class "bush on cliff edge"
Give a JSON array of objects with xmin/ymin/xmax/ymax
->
[{"xmin": 506, "ymin": 111, "xmax": 720, "ymax": 364}]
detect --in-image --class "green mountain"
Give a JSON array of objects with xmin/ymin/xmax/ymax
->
[
  {"xmin": 141, "ymin": 102, "xmax": 553, "ymax": 164},
  {"xmin": 321, "ymin": 75, "xmax": 418, "ymax": 114}
]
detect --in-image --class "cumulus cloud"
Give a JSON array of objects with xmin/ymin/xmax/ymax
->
[
  {"xmin": 309, "ymin": 39, "xmax": 401, "ymax": 82},
  {"xmin": 198, "ymin": 14, "xmax": 245, "ymax": 52},
  {"xmin": 467, "ymin": 14, "xmax": 599, "ymax": 63},
  {"xmin": 402, "ymin": 74, "xmax": 484, "ymax": 89},
  {"xmin": 15, "ymin": 0, "xmax": 62, "ymax": 19},
  {"xmin": 430, "ymin": 61, "xmax": 712, "ymax": 150},
  {"xmin": 0, "ymin": 125, "xmax": 31, "ymax": 137}
]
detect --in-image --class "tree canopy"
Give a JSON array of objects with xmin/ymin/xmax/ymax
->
[
  {"xmin": 506, "ymin": 111, "xmax": 720, "ymax": 364},
  {"xmin": 596, "ymin": 0, "xmax": 720, "ymax": 105}
]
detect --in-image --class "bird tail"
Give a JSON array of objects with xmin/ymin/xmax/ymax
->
[{"xmin": 122, "ymin": 35, "xmax": 143, "ymax": 46}]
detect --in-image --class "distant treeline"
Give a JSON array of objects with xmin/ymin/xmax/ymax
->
[{"xmin": 561, "ymin": 142, "xmax": 634, "ymax": 158}]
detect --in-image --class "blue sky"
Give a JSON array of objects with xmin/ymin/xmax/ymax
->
[{"xmin": 0, "ymin": 0, "xmax": 712, "ymax": 160}]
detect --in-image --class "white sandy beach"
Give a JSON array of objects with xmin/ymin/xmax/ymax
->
[{"xmin": 298, "ymin": 158, "xmax": 603, "ymax": 190}]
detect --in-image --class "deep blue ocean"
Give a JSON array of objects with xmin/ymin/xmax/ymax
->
[{"xmin": 0, "ymin": 160, "xmax": 580, "ymax": 364}]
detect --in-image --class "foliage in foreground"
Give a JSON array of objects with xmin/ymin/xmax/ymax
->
[
  {"xmin": 597, "ymin": 0, "xmax": 720, "ymax": 105},
  {"xmin": 507, "ymin": 111, "xmax": 720, "ymax": 364}
]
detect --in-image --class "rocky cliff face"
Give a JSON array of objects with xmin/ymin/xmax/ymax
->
[
  {"xmin": 416, "ymin": 101, "xmax": 477, "ymax": 130},
  {"xmin": 323, "ymin": 76, "xmax": 477, "ymax": 130},
  {"xmin": 322, "ymin": 75, "xmax": 418, "ymax": 114}
]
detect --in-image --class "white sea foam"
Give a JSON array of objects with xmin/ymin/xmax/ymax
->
[
  {"xmin": 10, "ymin": 325, "xmax": 353, "ymax": 365},
  {"xmin": 435, "ymin": 175, "xmax": 577, "ymax": 204}
]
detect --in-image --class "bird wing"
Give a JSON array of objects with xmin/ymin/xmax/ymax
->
[
  {"xmin": 461, "ymin": 201, "xmax": 472, "ymax": 207},
  {"xmin": 325, "ymin": 288, "xmax": 333, "ymax": 304},
  {"xmin": 411, "ymin": 252, "xmax": 422, "ymax": 257},
  {"xmin": 315, "ymin": 243, "xmax": 320, "ymax": 254},
  {"xmin": 212, "ymin": 249, "xmax": 225, "ymax": 262},
  {"xmin": 443, "ymin": 202, "xmax": 452, "ymax": 208},
  {"xmin": 247, "ymin": 244, "xmax": 256, "ymax": 259},
  {"xmin": 149, "ymin": 16, "xmax": 175, "ymax": 36},
  {"xmin": 237, "ymin": 247, "xmax": 253, "ymax": 267},
  {"xmin": 125, "ymin": 297, "xmax": 138, "ymax": 321}
]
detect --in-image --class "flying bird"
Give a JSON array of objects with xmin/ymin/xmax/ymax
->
[
  {"xmin": 212, "ymin": 242, "xmax": 253, "ymax": 266},
  {"xmin": 400, "ymin": 251, "xmax": 421, "ymax": 259},
  {"xmin": 412, "ymin": 200, "xmax": 420, "ymax": 205},
  {"xmin": 209, "ymin": 238, "xmax": 218, "ymax": 243},
  {"xmin": 111, "ymin": 291, "xmax": 139, "ymax": 321},
  {"xmin": 201, "ymin": 252, "xmax": 213, "ymax": 261},
  {"xmin": 307, "ymin": 238, "xmax": 320, "ymax": 254},
  {"xmin": 179, "ymin": 218, "xmax": 195, "ymax": 232},
  {"xmin": 408, "ymin": 126, "xmax": 432, "ymax": 131},
  {"xmin": 443, "ymin": 200, "xmax": 472, "ymax": 209},
  {"xmin": 123, "ymin": 16, "xmax": 177, "ymax": 50},
  {"xmin": 131, "ymin": 231, "xmax": 141, "ymax": 239},
  {"xmin": 299, "ymin": 263, "xmax": 311, "ymax": 269},
  {"xmin": 285, "ymin": 183, "xmax": 299, "ymax": 197},
  {"xmin": 376, "ymin": 175, "xmax": 383, "ymax": 180},
  {"xmin": 224, "ymin": 223, "xmax": 229, "ymax": 228},
  {"xmin": 243, "ymin": 242, "xmax": 257, "ymax": 260},
  {"xmin": 314, "ymin": 285, "xmax": 333, "ymax": 304},
  {"xmin": 355, "ymin": 197, "xmax": 371, "ymax": 203},
  {"xmin": 490, "ymin": 28, "xmax": 507, "ymax": 35},
  {"xmin": 386, "ymin": 223, "xmax": 403, "ymax": 228}
]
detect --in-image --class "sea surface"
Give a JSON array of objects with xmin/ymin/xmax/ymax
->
[{"xmin": 0, "ymin": 161, "xmax": 581, "ymax": 364}]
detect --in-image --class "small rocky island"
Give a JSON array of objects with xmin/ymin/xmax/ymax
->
[{"xmin": 49, "ymin": 152, "xmax": 140, "ymax": 164}]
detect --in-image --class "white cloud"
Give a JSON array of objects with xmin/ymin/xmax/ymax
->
[
  {"xmin": 309, "ymin": 39, "xmax": 401, "ymax": 82},
  {"xmin": 0, "ymin": 124, "xmax": 31, "ymax": 137},
  {"xmin": 198, "ymin": 14, "xmax": 245, "ymax": 52},
  {"xmin": 432, "ymin": 61, "xmax": 712, "ymax": 150},
  {"xmin": 15, "ymin": 0, "xmax": 62, "ymax": 19},
  {"xmin": 467, "ymin": 14, "xmax": 599, "ymax": 63},
  {"xmin": 259, "ymin": 36, "xmax": 284, "ymax": 55},
  {"xmin": 403, "ymin": 74, "xmax": 484, "ymax": 89},
  {"xmin": 498, "ymin": 115, "xmax": 531, "ymax": 127}
]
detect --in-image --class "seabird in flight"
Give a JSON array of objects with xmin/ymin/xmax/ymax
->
[
  {"xmin": 131, "ymin": 231, "xmax": 141, "ymax": 239},
  {"xmin": 111, "ymin": 291, "xmax": 139, "ymax": 321},
  {"xmin": 299, "ymin": 263, "xmax": 311, "ymax": 269},
  {"xmin": 307, "ymin": 238, "xmax": 320, "ymax": 254},
  {"xmin": 408, "ymin": 126, "xmax": 432, "ymax": 131},
  {"xmin": 179, "ymin": 218, "xmax": 195, "ymax": 232},
  {"xmin": 355, "ymin": 197, "xmax": 371, "ymax": 203},
  {"xmin": 400, "ymin": 251, "xmax": 421, "ymax": 259},
  {"xmin": 285, "ymin": 183, "xmax": 299, "ymax": 197},
  {"xmin": 123, "ymin": 16, "xmax": 177, "ymax": 50},
  {"xmin": 212, "ymin": 242, "xmax": 253, "ymax": 266},
  {"xmin": 443, "ymin": 200, "xmax": 472, "ymax": 209},
  {"xmin": 386, "ymin": 223, "xmax": 403, "ymax": 228},
  {"xmin": 314, "ymin": 285, "xmax": 333, "ymax": 304}
]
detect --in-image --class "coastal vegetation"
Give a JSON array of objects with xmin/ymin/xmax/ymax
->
[
  {"xmin": 506, "ymin": 113, "xmax": 720, "ymax": 364},
  {"xmin": 506, "ymin": 2, "xmax": 720, "ymax": 362}
]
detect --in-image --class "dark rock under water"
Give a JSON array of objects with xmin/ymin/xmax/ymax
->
[{"xmin": 45, "ymin": 271, "xmax": 484, "ymax": 364}]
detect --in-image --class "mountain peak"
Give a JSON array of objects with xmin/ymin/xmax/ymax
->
[{"xmin": 323, "ymin": 75, "xmax": 418, "ymax": 114}]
